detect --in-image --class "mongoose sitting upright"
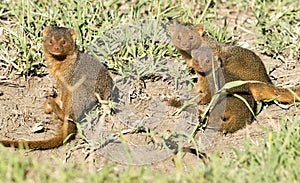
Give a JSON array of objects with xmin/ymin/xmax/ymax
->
[
  {"xmin": 169, "ymin": 24, "xmax": 212, "ymax": 104},
  {"xmin": 190, "ymin": 46, "xmax": 219, "ymax": 104},
  {"xmin": 0, "ymin": 27, "xmax": 113, "ymax": 149},
  {"xmin": 169, "ymin": 23, "xmax": 300, "ymax": 104},
  {"xmin": 191, "ymin": 46, "xmax": 256, "ymax": 133}
]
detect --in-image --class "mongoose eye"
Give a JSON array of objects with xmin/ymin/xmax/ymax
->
[
  {"xmin": 206, "ymin": 59, "xmax": 210, "ymax": 63},
  {"xmin": 49, "ymin": 40, "xmax": 53, "ymax": 44},
  {"xmin": 189, "ymin": 35, "xmax": 193, "ymax": 40},
  {"xmin": 61, "ymin": 40, "xmax": 66, "ymax": 45}
]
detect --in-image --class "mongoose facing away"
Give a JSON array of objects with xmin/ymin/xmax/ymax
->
[
  {"xmin": 0, "ymin": 27, "xmax": 113, "ymax": 149},
  {"xmin": 208, "ymin": 71, "xmax": 256, "ymax": 133}
]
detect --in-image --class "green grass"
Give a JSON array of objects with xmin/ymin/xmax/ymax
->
[
  {"xmin": 1, "ymin": 115, "xmax": 299, "ymax": 182},
  {"xmin": 0, "ymin": 0, "xmax": 300, "ymax": 182},
  {"xmin": 252, "ymin": 0, "xmax": 300, "ymax": 62}
]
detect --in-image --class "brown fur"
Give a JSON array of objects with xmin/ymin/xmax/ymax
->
[
  {"xmin": 169, "ymin": 23, "xmax": 300, "ymax": 104},
  {"xmin": 169, "ymin": 23, "xmax": 299, "ymax": 132},
  {"xmin": 192, "ymin": 48, "xmax": 255, "ymax": 133},
  {"xmin": 0, "ymin": 27, "xmax": 113, "ymax": 149}
]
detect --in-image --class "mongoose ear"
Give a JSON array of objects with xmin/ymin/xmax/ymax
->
[
  {"xmin": 69, "ymin": 29, "xmax": 76, "ymax": 41},
  {"xmin": 43, "ymin": 27, "xmax": 49, "ymax": 37},
  {"xmin": 194, "ymin": 24, "xmax": 204, "ymax": 36}
]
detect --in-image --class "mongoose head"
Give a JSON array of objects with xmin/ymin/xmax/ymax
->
[
  {"xmin": 191, "ymin": 46, "xmax": 218, "ymax": 73},
  {"xmin": 169, "ymin": 24, "xmax": 202, "ymax": 51},
  {"xmin": 42, "ymin": 27, "xmax": 76, "ymax": 57}
]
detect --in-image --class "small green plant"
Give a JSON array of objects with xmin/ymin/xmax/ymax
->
[
  {"xmin": 252, "ymin": 0, "xmax": 300, "ymax": 63},
  {"xmin": 203, "ymin": 18, "xmax": 240, "ymax": 45},
  {"xmin": 0, "ymin": 0, "xmax": 181, "ymax": 77}
]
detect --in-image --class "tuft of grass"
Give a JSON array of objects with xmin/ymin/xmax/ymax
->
[
  {"xmin": 89, "ymin": 18, "xmax": 178, "ymax": 80},
  {"xmin": 252, "ymin": 0, "xmax": 300, "ymax": 63},
  {"xmin": 203, "ymin": 18, "xmax": 240, "ymax": 45},
  {"xmin": 0, "ymin": 0, "xmax": 182, "ymax": 77},
  {"xmin": 199, "ymin": 0, "xmax": 240, "ymax": 45},
  {"xmin": 201, "ymin": 114, "xmax": 300, "ymax": 182},
  {"xmin": 1, "ymin": 114, "xmax": 300, "ymax": 183}
]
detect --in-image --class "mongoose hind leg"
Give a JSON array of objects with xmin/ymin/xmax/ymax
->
[
  {"xmin": 206, "ymin": 93, "xmax": 255, "ymax": 134},
  {"xmin": 220, "ymin": 110, "xmax": 247, "ymax": 133},
  {"xmin": 220, "ymin": 96, "xmax": 254, "ymax": 133}
]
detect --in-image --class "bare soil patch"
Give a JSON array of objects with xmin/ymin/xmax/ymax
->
[
  {"xmin": 0, "ymin": 54, "xmax": 299, "ymax": 171},
  {"xmin": 0, "ymin": 2, "xmax": 299, "ymax": 170}
]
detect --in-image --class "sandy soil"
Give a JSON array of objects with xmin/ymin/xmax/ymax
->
[{"xmin": 0, "ymin": 3, "xmax": 299, "ymax": 171}]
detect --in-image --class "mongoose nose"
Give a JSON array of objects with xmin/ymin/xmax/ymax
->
[
  {"xmin": 53, "ymin": 45, "xmax": 60, "ymax": 51},
  {"xmin": 181, "ymin": 42, "xmax": 187, "ymax": 47}
]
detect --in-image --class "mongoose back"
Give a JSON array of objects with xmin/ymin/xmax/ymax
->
[
  {"xmin": 219, "ymin": 46, "xmax": 300, "ymax": 102},
  {"xmin": 0, "ymin": 27, "xmax": 113, "ymax": 149}
]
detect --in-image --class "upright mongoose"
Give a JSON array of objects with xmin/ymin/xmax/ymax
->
[{"xmin": 191, "ymin": 46, "xmax": 256, "ymax": 133}]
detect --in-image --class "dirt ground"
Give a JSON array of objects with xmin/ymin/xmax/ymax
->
[
  {"xmin": 0, "ymin": 52, "xmax": 299, "ymax": 172},
  {"xmin": 0, "ymin": 5, "xmax": 300, "ymax": 171}
]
